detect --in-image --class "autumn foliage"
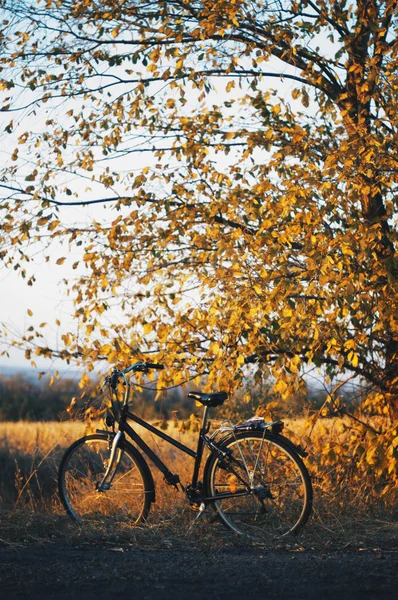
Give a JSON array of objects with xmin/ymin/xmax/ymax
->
[{"xmin": 0, "ymin": 2, "xmax": 397, "ymax": 496}]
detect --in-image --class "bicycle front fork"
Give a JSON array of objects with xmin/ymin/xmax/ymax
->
[{"xmin": 96, "ymin": 430, "xmax": 123, "ymax": 492}]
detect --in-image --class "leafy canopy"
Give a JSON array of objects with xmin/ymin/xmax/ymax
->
[{"xmin": 0, "ymin": 1, "xmax": 397, "ymax": 415}]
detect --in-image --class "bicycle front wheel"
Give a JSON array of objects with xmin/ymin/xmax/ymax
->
[
  {"xmin": 205, "ymin": 431, "xmax": 312, "ymax": 541},
  {"xmin": 58, "ymin": 434, "xmax": 153, "ymax": 528}
]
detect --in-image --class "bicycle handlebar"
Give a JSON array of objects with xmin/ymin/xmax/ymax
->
[
  {"xmin": 124, "ymin": 362, "xmax": 164, "ymax": 374},
  {"xmin": 145, "ymin": 363, "xmax": 165, "ymax": 370},
  {"xmin": 104, "ymin": 362, "xmax": 165, "ymax": 390}
]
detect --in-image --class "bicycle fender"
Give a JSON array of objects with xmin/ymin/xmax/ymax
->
[{"xmin": 271, "ymin": 433, "xmax": 308, "ymax": 458}]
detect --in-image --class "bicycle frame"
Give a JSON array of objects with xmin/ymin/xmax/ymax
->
[
  {"xmin": 95, "ymin": 363, "xmax": 262, "ymax": 503},
  {"xmin": 98, "ymin": 404, "xmax": 251, "ymax": 503},
  {"xmin": 122, "ymin": 406, "xmax": 202, "ymax": 489}
]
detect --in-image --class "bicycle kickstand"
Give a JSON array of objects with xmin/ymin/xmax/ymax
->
[{"xmin": 187, "ymin": 502, "xmax": 206, "ymax": 535}]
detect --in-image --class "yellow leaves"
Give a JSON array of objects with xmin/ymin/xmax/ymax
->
[
  {"xmin": 25, "ymin": 169, "xmax": 38, "ymax": 181},
  {"xmin": 226, "ymin": 80, "xmax": 235, "ymax": 93},
  {"xmin": 37, "ymin": 216, "xmax": 50, "ymax": 226},
  {"xmin": 147, "ymin": 62, "xmax": 158, "ymax": 73},
  {"xmin": 272, "ymin": 103, "xmax": 281, "ymax": 116},
  {"xmin": 274, "ymin": 379, "xmax": 288, "ymax": 396},
  {"xmin": 344, "ymin": 339, "xmax": 356, "ymax": 350},
  {"xmin": 162, "ymin": 67, "xmax": 171, "ymax": 80},
  {"xmin": 210, "ymin": 341, "xmax": 222, "ymax": 357},
  {"xmin": 149, "ymin": 47, "xmax": 161, "ymax": 63},
  {"xmin": 348, "ymin": 63, "xmax": 362, "ymax": 74},
  {"xmin": 288, "ymin": 355, "xmax": 301, "ymax": 373},
  {"xmin": 56, "ymin": 257, "xmax": 66, "ymax": 265},
  {"xmin": 99, "ymin": 344, "xmax": 113, "ymax": 355},
  {"xmin": 301, "ymin": 89, "xmax": 309, "ymax": 107},
  {"xmin": 48, "ymin": 220, "xmax": 60, "ymax": 232},
  {"xmin": 341, "ymin": 243, "xmax": 355, "ymax": 256},
  {"xmin": 259, "ymin": 218, "xmax": 272, "ymax": 231},
  {"xmin": 111, "ymin": 25, "xmax": 121, "ymax": 38},
  {"xmin": 62, "ymin": 333, "xmax": 72, "ymax": 347},
  {"xmin": 143, "ymin": 323, "xmax": 153, "ymax": 335},
  {"xmin": 223, "ymin": 131, "xmax": 235, "ymax": 142},
  {"xmin": 78, "ymin": 372, "xmax": 91, "ymax": 390},
  {"xmin": 236, "ymin": 354, "xmax": 245, "ymax": 367},
  {"xmin": 2, "ymin": 221, "xmax": 15, "ymax": 234},
  {"xmin": 365, "ymin": 443, "xmax": 380, "ymax": 466},
  {"xmin": 27, "ymin": 309, "xmax": 33, "ymax": 317},
  {"xmin": 348, "ymin": 351, "xmax": 359, "ymax": 368},
  {"xmin": 243, "ymin": 392, "xmax": 251, "ymax": 403}
]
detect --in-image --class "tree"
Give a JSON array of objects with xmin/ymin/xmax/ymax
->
[{"xmin": 0, "ymin": 1, "xmax": 397, "ymax": 427}]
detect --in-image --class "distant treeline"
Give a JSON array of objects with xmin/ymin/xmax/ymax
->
[
  {"xmin": 0, "ymin": 373, "xmax": 195, "ymax": 422},
  {"xmin": 0, "ymin": 374, "xmax": 83, "ymax": 421},
  {"xmin": 0, "ymin": 372, "xmax": 360, "ymax": 422}
]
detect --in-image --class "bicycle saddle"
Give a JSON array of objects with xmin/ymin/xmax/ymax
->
[{"xmin": 187, "ymin": 391, "xmax": 228, "ymax": 407}]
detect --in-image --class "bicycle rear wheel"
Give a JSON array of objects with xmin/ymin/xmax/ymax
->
[
  {"xmin": 58, "ymin": 434, "xmax": 153, "ymax": 528},
  {"xmin": 205, "ymin": 431, "xmax": 312, "ymax": 541}
]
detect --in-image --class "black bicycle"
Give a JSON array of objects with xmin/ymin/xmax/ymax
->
[{"xmin": 58, "ymin": 362, "xmax": 312, "ymax": 541}]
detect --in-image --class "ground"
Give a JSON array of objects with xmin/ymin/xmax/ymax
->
[
  {"xmin": 1, "ymin": 419, "xmax": 397, "ymax": 598},
  {"xmin": 0, "ymin": 521, "xmax": 397, "ymax": 599}
]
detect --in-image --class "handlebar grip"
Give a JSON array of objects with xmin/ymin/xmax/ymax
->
[
  {"xmin": 145, "ymin": 363, "xmax": 164, "ymax": 370},
  {"xmin": 110, "ymin": 370, "xmax": 119, "ymax": 389}
]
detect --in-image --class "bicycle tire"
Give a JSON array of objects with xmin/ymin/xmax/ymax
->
[
  {"xmin": 204, "ymin": 431, "xmax": 312, "ymax": 541},
  {"xmin": 58, "ymin": 433, "xmax": 154, "ymax": 527}
]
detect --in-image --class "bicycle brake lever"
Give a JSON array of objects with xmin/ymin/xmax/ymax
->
[{"xmin": 100, "ymin": 376, "xmax": 110, "ymax": 392}]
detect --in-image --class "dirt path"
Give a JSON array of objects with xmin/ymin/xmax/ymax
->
[{"xmin": 0, "ymin": 543, "xmax": 397, "ymax": 599}]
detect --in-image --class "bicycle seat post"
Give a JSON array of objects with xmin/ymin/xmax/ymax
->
[{"xmin": 201, "ymin": 406, "xmax": 210, "ymax": 433}]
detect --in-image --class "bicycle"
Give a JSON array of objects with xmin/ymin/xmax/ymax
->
[{"xmin": 58, "ymin": 361, "xmax": 313, "ymax": 542}]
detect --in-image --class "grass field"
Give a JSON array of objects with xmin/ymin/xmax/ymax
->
[
  {"xmin": 0, "ymin": 417, "xmax": 304, "ymax": 506},
  {"xmin": 0, "ymin": 418, "xmax": 396, "ymax": 550}
]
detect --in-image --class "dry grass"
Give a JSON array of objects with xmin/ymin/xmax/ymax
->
[
  {"xmin": 0, "ymin": 418, "xmax": 396, "ymax": 550},
  {"xmin": 0, "ymin": 419, "xmax": 231, "ymax": 549},
  {"xmin": 0, "ymin": 419, "xmax": 209, "ymax": 520}
]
